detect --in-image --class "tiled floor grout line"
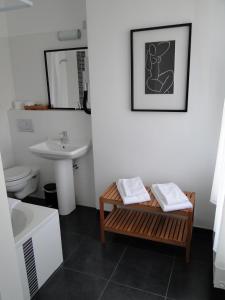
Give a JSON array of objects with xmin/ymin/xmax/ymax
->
[
  {"xmin": 62, "ymin": 266, "xmax": 107, "ymax": 280},
  {"xmin": 130, "ymin": 247, "xmax": 174, "ymax": 259},
  {"xmin": 63, "ymin": 247, "xmax": 79, "ymax": 264},
  {"xmin": 110, "ymin": 280, "xmax": 166, "ymax": 299},
  {"xmin": 62, "ymin": 232, "xmax": 97, "ymax": 264},
  {"xmin": 165, "ymin": 256, "xmax": 175, "ymax": 298},
  {"xmin": 97, "ymin": 246, "xmax": 128, "ymax": 300},
  {"xmin": 62, "ymin": 238, "xmax": 84, "ymax": 264},
  {"xmin": 63, "ymin": 236, "xmax": 176, "ymax": 299}
]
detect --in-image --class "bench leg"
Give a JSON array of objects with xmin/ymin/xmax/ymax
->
[
  {"xmin": 186, "ymin": 214, "xmax": 193, "ymax": 263},
  {"xmin": 100, "ymin": 199, "xmax": 105, "ymax": 244}
]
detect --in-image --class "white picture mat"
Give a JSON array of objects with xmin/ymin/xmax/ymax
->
[{"xmin": 132, "ymin": 26, "xmax": 190, "ymax": 110}]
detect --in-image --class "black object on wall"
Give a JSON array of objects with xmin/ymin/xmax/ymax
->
[
  {"xmin": 130, "ymin": 23, "xmax": 192, "ymax": 112},
  {"xmin": 83, "ymin": 90, "xmax": 91, "ymax": 115}
]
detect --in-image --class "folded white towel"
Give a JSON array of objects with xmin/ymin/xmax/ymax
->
[
  {"xmin": 151, "ymin": 184, "xmax": 192, "ymax": 212},
  {"xmin": 121, "ymin": 176, "xmax": 147, "ymax": 197},
  {"xmin": 117, "ymin": 179, "xmax": 150, "ymax": 205},
  {"xmin": 152, "ymin": 182, "xmax": 189, "ymax": 205},
  {"xmin": 8, "ymin": 197, "xmax": 21, "ymax": 214}
]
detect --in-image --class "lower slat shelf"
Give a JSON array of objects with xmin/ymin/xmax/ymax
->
[{"xmin": 104, "ymin": 208, "xmax": 188, "ymax": 247}]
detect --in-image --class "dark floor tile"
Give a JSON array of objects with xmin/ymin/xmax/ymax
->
[
  {"xmin": 128, "ymin": 237, "xmax": 183, "ymax": 258},
  {"xmin": 167, "ymin": 258, "xmax": 212, "ymax": 300},
  {"xmin": 60, "ymin": 205, "xmax": 100, "ymax": 238},
  {"xmin": 112, "ymin": 246, "xmax": 173, "ymax": 296},
  {"xmin": 106, "ymin": 232, "xmax": 133, "ymax": 246},
  {"xmin": 34, "ymin": 268, "xmax": 106, "ymax": 300},
  {"xmin": 23, "ymin": 196, "xmax": 49, "ymax": 207},
  {"xmin": 64, "ymin": 235, "xmax": 126, "ymax": 279},
  {"xmin": 190, "ymin": 228, "xmax": 213, "ymax": 263},
  {"xmin": 61, "ymin": 231, "xmax": 83, "ymax": 261},
  {"xmin": 123, "ymin": 227, "xmax": 213, "ymax": 263},
  {"xmin": 211, "ymin": 287, "xmax": 225, "ymax": 300},
  {"xmin": 29, "ymin": 204, "xmax": 215, "ymax": 300},
  {"xmin": 192, "ymin": 227, "xmax": 213, "ymax": 239},
  {"xmin": 101, "ymin": 282, "xmax": 164, "ymax": 300}
]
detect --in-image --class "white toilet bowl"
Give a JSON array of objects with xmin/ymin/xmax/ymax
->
[{"xmin": 4, "ymin": 166, "xmax": 40, "ymax": 199}]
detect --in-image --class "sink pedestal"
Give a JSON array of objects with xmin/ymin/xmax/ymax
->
[{"xmin": 54, "ymin": 159, "xmax": 76, "ymax": 215}]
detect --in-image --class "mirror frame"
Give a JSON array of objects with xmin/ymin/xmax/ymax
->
[{"xmin": 44, "ymin": 46, "xmax": 88, "ymax": 110}]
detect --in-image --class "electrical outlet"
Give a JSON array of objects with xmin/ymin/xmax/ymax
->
[{"xmin": 16, "ymin": 119, "xmax": 34, "ymax": 132}]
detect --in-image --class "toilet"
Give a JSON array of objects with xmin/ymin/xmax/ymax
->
[{"xmin": 4, "ymin": 166, "xmax": 40, "ymax": 199}]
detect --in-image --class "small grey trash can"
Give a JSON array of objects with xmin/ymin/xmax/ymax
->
[{"xmin": 43, "ymin": 183, "xmax": 58, "ymax": 209}]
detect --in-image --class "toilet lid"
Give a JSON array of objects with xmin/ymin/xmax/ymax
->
[{"xmin": 4, "ymin": 166, "xmax": 31, "ymax": 182}]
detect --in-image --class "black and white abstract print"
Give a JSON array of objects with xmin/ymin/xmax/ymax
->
[{"xmin": 145, "ymin": 40, "xmax": 175, "ymax": 94}]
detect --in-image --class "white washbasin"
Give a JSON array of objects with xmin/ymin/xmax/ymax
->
[
  {"xmin": 29, "ymin": 139, "xmax": 90, "ymax": 215},
  {"xmin": 29, "ymin": 140, "xmax": 89, "ymax": 160}
]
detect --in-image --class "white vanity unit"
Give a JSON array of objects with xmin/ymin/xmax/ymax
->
[{"xmin": 29, "ymin": 138, "xmax": 89, "ymax": 215}]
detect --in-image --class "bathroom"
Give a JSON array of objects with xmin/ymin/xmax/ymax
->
[{"xmin": 1, "ymin": 0, "xmax": 225, "ymax": 299}]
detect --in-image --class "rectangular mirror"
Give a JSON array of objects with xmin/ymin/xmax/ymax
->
[{"xmin": 44, "ymin": 47, "xmax": 88, "ymax": 110}]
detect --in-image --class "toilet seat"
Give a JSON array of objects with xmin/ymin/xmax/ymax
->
[
  {"xmin": 4, "ymin": 166, "xmax": 31, "ymax": 182},
  {"xmin": 4, "ymin": 166, "xmax": 40, "ymax": 199}
]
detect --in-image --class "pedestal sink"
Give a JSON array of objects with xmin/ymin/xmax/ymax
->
[{"xmin": 29, "ymin": 139, "xmax": 89, "ymax": 215}]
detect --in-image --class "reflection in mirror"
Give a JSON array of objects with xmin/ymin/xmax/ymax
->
[{"xmin": 44, "ymin": 47, "xmax": 89, "ymax": 110}]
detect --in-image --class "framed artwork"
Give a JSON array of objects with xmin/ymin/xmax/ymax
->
[{"xmin": 130, "ymin": 23, "xmax": 192, "ymax": 112}]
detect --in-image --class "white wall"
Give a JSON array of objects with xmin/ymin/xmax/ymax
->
[
  {"xmin": 0, "ymin": 12, "xmax": 15, "ymax": 168},
  {"xmin": 0, "ymin": 154, "xmax": 24, "ymax": 300},
  {"xmin": 6, "ymin": 0, "xmax": 86, "ymax": 37},
  {"xmin": 5, "ymin": 0, "xmax": 96, "ymax": 207},
  {"xmin": 86, "ymin": 0, "xmax": 225, "ymax": 229},
  {"xmin": 8, "ymin": 32, "xmax": 87, "ymax": 105},
  {"xmin": 0, "ymin": 8, "xmax": 23, "ymax": 300},
  {"xmin": 7, "ymin": 0, "xmax": 87, "ymax": 105}
]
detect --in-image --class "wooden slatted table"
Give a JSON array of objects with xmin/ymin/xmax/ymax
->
[{"xmin": 99, "ymin": 183, "xmax": 195, "ymax": 263}]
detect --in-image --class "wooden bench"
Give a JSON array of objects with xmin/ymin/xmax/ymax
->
[{"xmin": 99, "ymin": 183, "xmax": 195, "ymax": 263}]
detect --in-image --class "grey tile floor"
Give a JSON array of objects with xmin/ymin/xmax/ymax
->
[{"xmin": 30, "ymin": 204, "xmax": 225, "ymax": 300}]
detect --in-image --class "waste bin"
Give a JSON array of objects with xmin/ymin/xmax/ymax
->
[{"xmin": 43, "ymin": 183, "xmax": 58, "ymax": 209}]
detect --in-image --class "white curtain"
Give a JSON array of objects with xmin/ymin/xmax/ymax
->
[
  {"xmin": 210, "ymin": 100, "xmax": 225, "ymax": 271},
  {"xmin": 49, "ymin": 52, "xmax": 69, "ymax": 108}
]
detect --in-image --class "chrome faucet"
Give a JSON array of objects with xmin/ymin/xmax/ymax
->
[{"xmin": 59, "ymin": 131, "xmax": 69, "ymax": 144}]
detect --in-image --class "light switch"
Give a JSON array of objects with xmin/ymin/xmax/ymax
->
[{"xmin": 16, "ymin": 119, "xmax": 34, "ymax": 132}]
